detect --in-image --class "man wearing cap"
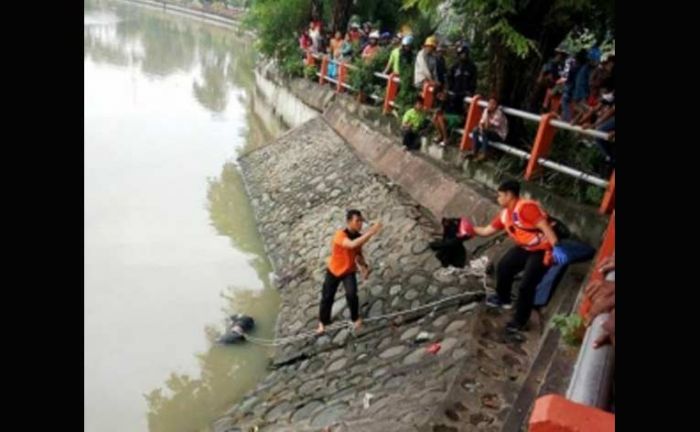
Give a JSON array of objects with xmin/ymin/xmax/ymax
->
[
  {"xmin": 361, "ymin": 31, "xmax": 381, "ymax": 64},
  {"xmin": 348, "ymin": 22, "xmax": 361, "ymax": 43},
  {"xmin": 384, "ymin": 34, "xmax": 413, "ymax": 75},
  {"xmin": 414, "ymin": 35, "xmax": 438, "ymax": 89},
  {"xmin": 379, "ymin": 32, "xmax": 392, "ymax": 47},
  {"xmin": 318, "ymin": 210, "xmax": 383, "ymax": 334},
  {"xmin": 446, "ymin": 43, "xmax": 477, "ymax": 115},
  {"xmin": 431, "ymin": 42, "xmax": 477, "ymax": 147}
]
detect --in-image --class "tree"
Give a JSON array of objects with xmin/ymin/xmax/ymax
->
[
  {"xmin": 246, "ymin": 0, "xmax": 312, "ymax": 62},
  {"xmin": 311, "ymin": 0, "xmax": 323, "ymax": 21},
  {"xmin": 404, "ymin": 0, "xmax": 614, "ymax": 109},
  {"xmin": 330, "ymin": 0, "xmax": 353, "ymax": 33}
]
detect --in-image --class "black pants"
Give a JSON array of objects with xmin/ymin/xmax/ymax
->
[
  {"xmin": 496, "ymin": 246, "xmax": 548, "ymax": 326},
  {"xmin": 402, "ymin": 129, "xmax": 421, "ymax": 150},
  {"xmin": 471, "ymin": 129, "xmax": 503, "ymax": 153},
  {"xmin": 319, "ymin": 270, "xmax": 359, "ymax": 325}
]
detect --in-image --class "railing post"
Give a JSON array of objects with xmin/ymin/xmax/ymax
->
[
  {"xmin": 525, "ymin": 113, "xmax": 557, "ymax": 180},
  {"xmin": 383, "ymin": 73, "xmax": 399, "ymax": 114},
  {"xmin": 319, "ymin": 55, "xmax": 328, "ymax": 85},
  {"xmin": 305, "ymin": 51, "xmax": 315, "ymax": 67},
  {"xmin": 599, "ymin": 171, "xmax": 615, "ymax": 214},
  {"xmin": 459, "ymin": 95, "xmax": 483, "ymax": 151},
  {"xmin": 337, "ymin": 62, "xmax": 347, "ymax": 93},
  {"xmin": 579, "ymin": 211, "xmax": 614, "ymax": 317},
  {"xmin": 528, "ymin": 395, "xmax": 614, "ymax": 432},
  {"xmin": 421, "ymin": 81, "xmax": 434, "ymax": 109}
]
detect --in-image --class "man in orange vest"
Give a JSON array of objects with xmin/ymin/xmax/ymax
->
[
  {"xmin": 317, "ymin": 210, "xmax": 383, "ymax": 335},
  {"xmin": 459, "ymin": 180, "xmax": 567, "ymax": 333}
]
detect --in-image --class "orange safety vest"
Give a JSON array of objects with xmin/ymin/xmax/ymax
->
[
  {"xmin": 500, "ymin": 199, "xmax": 554, "ymax": 264},
  {"xmin": 327, "ymin": 229, "xmax": 361, "ymax": 277}
]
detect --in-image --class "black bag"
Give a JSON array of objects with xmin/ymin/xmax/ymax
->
[
  {"xmin": 429, "ymin": 218, "xmax": 468, "ymax": 268},
  {"xmin": 549, "ymin": 216, "xmax": 571, "ymax": 240}
]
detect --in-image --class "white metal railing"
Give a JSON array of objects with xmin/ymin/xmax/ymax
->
[
  {"xmin": 465, "ymin": 97, "xmax": 612, "ymax": 141},
  {"xmin": 463, "ymin": 96, "xmax": 611, "ymax": 188},
  {"xmin": 306, "ymin": 53, "xmax": 614, "ymax": 195}
]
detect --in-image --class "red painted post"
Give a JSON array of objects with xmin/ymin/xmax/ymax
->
[
  {"xmin": 529, "ymin": 395, "xmax": 614, "ymax": 432},
  {"xmin": 596, "ymin": 210, "xmax": 615, "ymax": 269},
  {"xmin": 305, "ymin": 51, "xmax": 315, "ymax": 67},
  {"xmin": 421, "ymin": 81, "xmax": 434, "ymax": 109},
  {"xmin": 337, "ymin": 62, "xmax": 347, "ymax": 93},
  {"xmin": 459, "ymin": 95, "xmax": 483, "ymax": 151},
  {"xmin": 599, "ymin": 171, "xmax": 615, "ymax": 214},
  {"xmin": 579, "ymin": 211, "xmax": 615, "ymax": 317},
  {"xmin": 524, "ymin": 113, "xmax": 557, "ymax": 180},
  {"xmin": 318, "ymin": 55, "xmax": 329, "ymax": 85},
  {"xmin": 383, "ymin": 73, "xmax": 399, "ymax": 114}
]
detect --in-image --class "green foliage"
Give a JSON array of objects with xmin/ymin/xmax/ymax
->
[
  {"xmin": 404, "ymin": 0, "xmax": 613, "ymax": 60},
  {"xmin": 401, "ymin": 0, "xmax": 440, "ymax": 11},
  {"xmin": 394, "ymin": 78, "xmax": 418, "ymax": 116},
  {"xmin": 348, "ymin": 48, "xmax": 390, "ymax": 97},
  {"xmin": 560, "ymin": 27, "xmax": 615, "ymax": 56},
  {"xmin": 303, "ymin": 63, "xmax": 318, "ymax": 79},
  {"xmin": 551, "ymin": 313, "xmax": 586, "ymax": 347},
  {"xmin": 354, "ymin": 0, "xmax": 406, "ymax": 32},
  {"xmin": 245, "ymin": 0, "xmax": 310, "ymax": 59},
  {"xmin": 348, "ymin": 60, "xmax": 374, "ymax": 94},
  {"xmin": 486, "ymin": 18, "xmax": 538, "ymax": 59}
]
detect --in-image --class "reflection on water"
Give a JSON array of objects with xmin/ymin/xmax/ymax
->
[
  {"xmin": 142, "ymin": 166, "xmax": 281, "ymax": 432},
  {"xmin": 84, "ymin": 1, "xmax": 282, "ymax": 431}
]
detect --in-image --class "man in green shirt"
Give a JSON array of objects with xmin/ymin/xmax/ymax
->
[
  {"xmin": 384, "ymin": 35, "xmax": 413, "ymax": 75},
  {"xmin": 402, "ymin": 95, "xmax": 429, "ymax": 150}
]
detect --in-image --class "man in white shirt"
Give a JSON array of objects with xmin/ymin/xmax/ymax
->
[
  {"xmin": 414, "ymin": 36, "xmax": 437, "ymax": 89},
  {"xmin": 469, "ymin": 97, "xmax": 508, "ymax": 161}
]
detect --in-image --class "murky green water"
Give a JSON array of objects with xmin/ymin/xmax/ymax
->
[{"xmin": 84, "ymin": 2, "xmax": 280, "ymax": 431}]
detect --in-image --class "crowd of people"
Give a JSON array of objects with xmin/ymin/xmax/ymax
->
[
  {"xmin": 299, "ymin": 20, "xmax": 479, "ymax": 149},
  {"xmin": 538, "ymin": 47, "xmax": 616, "ymax": 166},
  {"xmin": 300, "ymin": 20, "xmax": 397, "ymax": 66},
  {"xmin": 299, "ymin": 20, "xmax": 615, "ymax": 166}
]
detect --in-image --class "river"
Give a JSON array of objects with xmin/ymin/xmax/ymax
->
[{"xmin": 84, "ymin": 1, "xmax": 281, "ymax": 431}]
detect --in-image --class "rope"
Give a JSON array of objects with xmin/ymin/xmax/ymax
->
[{"xmin": 242, "ymin": 257, "xmax": 490, "ymax": 347}]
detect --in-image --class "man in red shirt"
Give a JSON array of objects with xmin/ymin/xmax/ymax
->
[
  {"xmin": 318, "ymin": 210, "xmax": 382, "ymax": 334},
  {"xmin": 460, "ymin": 180, "xmax": 566, "ymax": 333}
]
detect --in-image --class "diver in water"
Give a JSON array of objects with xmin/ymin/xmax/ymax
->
[{"xmin": 217, "ymin": 314, "xmax": 255, "ymax": 344}]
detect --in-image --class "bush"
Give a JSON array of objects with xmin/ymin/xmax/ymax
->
[
  {"xmin": 348, "ymin": 48, "xmax": 390, "ymax": 100},
  {"xmin": 303, "ymin": 63, "xmax": 317, "ymax": 79},
  {"xmin": 551, "ymin": 313, "xmax": 586, "ymax": 347}
]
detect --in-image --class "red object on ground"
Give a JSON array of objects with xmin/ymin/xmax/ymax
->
[
  {"xmin": 458, "ymin": 218, "xmax": 475, "ymax": 238},
  {"xmin": 426, "ymin": 342, "xmax": 441, "ymax": 354}
]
